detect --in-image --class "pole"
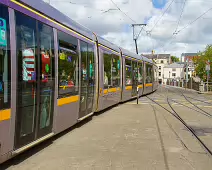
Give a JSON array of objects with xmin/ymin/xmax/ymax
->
[
  {"xmin": 137, "ymin": 86, "xmax": 139, "ymax": 104},
  {"xmin": 132, "ymin": 24, "xmax": 146, "ymax": 54},
  {"xmin": 135, "ymin": 39, "xmax": 138, "ymax": 54},
  {"xmin": 186, "ymin": 59, "xmax": 188, "ymax": 89},
  {"xmin": 207, "ymin": 70, "xmax": 209, "ymax": 92},
  {"xmin": 191, "ymin": 70, "xmax": 193, "ymax": 90},
  {"xmin": 169, "ymin": 71, "xmax": 170, "ymax": 85}
]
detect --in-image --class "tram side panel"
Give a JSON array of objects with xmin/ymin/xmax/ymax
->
[
  {"xmin": 121, "ymin": 57, "xmax": 132, "ymax": 102},
  {"xmin": 0, "ymin": 3, "xmax": 12, "ymax": 163},
  {"xmin": 97, "ymin": 46, "xmax": 121, "ymax": 111},
  {"xmin": 143, "ymin": 62, "xmax": 153, "ymax": 94},
  {"xmin": 153, "ymin": 65, "xmax": 158, "ymax": 91},
  {"xmin": 138, "ymin": 61, "xmax": 144, "ymax": 96}
]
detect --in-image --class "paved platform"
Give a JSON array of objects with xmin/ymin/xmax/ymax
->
[{"xmin": 2, "ymin": 86, "xmax": 212, "ymax": 170}]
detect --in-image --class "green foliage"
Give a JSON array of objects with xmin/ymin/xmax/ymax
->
[
  {"xmin": 194, "ymin": 44, "xmax": 212, "ymax": 81},
  {"xmin": 171, "ymin": 56, "xmax": 180, "ymax": 63}
]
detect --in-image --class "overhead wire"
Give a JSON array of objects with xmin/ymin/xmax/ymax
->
[
  {"xmin": 173, "ymin": 0, "xmax": 187, "ymax": 33},
  {"xmin": 177, "ymin": 7, "xmax": 212, "ymax": 33},
  {"xmin": 162, "ymin": 6, "xmax": 212, "ymax": 52},
  {"xmin": 109, "ymin": 0, "xmax": 136, "ymax": 23},
  {"xmin": 149, "ymin": 0, "xmax": 175, "ymax": 33}
]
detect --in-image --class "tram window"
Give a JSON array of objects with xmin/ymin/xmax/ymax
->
[
  {"xmin": 38, "ymin": 23, "xmax": 55, "ymax": 82},
  {"xmin": 146, "ymin": 64, "xmax": 153, "ymax": 83},
  {"xmin": 58, "ymin": 31, "xmax": 79, "ymax": 98},
  {"xmin": 138, "ymin": 62, "xmax": 143, "ymax": 85},
  {"xmin": 132, "ymin": 61, "xmax": 137, "ymax": 83},
  {"xmin": 112, "ymin": 54, "xmax": 120, "ymax": 87},
  {"xmin": 103, "ymin": 51, "xmax": 112, "ymax": 88},
  {"xmin": 125, "ymin": 59, "xmax": 132, "ymax": 86},
  {"xmin": 0, "ymin": 4, "xmax": 11, "ymax": 110},
  {"xmin": 87, "ymin": 44, "xmax": 95, "ymax": 86},
  {"xmin": 80, "ymin": 41, "xmax": 95, "ymax": 86}
]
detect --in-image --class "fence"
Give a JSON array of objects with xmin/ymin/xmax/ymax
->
[{"xmin": 166, "ymin": 78, "xmax": 212, "ymax": 92}]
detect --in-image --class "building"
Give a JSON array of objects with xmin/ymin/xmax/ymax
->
[
  {"xmin": 163, "ymin": 63, "xmax": 185, "ymax": 84},
  {"xmin": 181, "ymin": 53, "xmax": 198, "ymax": 63},
  {"xmin": 142, "ymin": 53, "xmax": 171, "ymax": 84},
  {"xmin": 181, "ymin": 53, "xmax": 200, "ymax": 79}
]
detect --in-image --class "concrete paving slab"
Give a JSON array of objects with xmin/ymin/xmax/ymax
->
[{"xmin": 2, "ymin": 87, "xmax": 212, "ymax": 170}]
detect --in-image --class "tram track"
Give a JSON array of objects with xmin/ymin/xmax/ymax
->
[
  {"xmin": 153, "ymin": 92, "xmax": 212, "ymax": 118},
  {"xmin": 185, "ymin": 96, "xmax": 212, "ymax": 106},
  {"xmin": 146, "ymin": 89, "xmax": 212, "ymax": 156},
  {"xmin": 164, "ymin": 87, "xmax": 212, "ymax": 117}
]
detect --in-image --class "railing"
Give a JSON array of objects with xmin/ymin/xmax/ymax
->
[
  {"xmin": 166, "ymin": 79, "xmax": 212, "ymax": 93},
  {"xmin": 201, "ymin": 82, "xmax": 212, "ymax": 92}
]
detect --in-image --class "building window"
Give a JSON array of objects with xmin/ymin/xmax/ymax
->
[
  {"xmin": 159, "ymin": 72, "xmax": 161, "ymax": 76},
  {"xmin": 0, "ymin": 4, "xmax": 11, "ymax": 110},
  {"xmin": 58, "ymin": 30, "xmax": 79, "ymax": 98},
  {"xmin": 160, "ymin": 60, "xmax": 163, "ymax": 64},
  {"xmin": 172, "ymin": 73, "xmax": 176, "ymax": 77},
  {"xmin": 159, "ymin": 66, "xmax": 161, "ymax": 70},
  {"xmin": 172, "ymin": 68, "xmax": 176, "ymax": 71}
]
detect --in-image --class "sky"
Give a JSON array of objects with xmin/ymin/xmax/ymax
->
[{"xmin": 44, "ymin": 0, "xmax": 212, "ymax": 58}]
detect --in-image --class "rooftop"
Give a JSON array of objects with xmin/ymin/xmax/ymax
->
[
  {"xmin": 181, "ymin": 53, "xmax": 198, "ymax": 57},
  {"xmin": 164, "ymin": 63, "xmax": 185, "ymax": 68},
  {"xmin": 141, "ymin": 54, "xmax": 170, "ymax": 59}
]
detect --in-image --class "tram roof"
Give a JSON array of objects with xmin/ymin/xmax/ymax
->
[
  {"xmin": 18, "ymin": 0, "xmax": 95, "ymax": 40},
  {"xmin": 141, "ymin": 55, "xmax": 153, "ymax": 64},
  {"xmin": 119, "ymin": 47, "xmax": 143, "ymax": 60},
  {"xmin": 95, "ymin": 35, "xmax": 121, "ymax": 53}
]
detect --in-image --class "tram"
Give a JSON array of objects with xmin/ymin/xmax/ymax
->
[{"xmin": 0, "ymin": 0, "xmax": 158, "ymax": 163}]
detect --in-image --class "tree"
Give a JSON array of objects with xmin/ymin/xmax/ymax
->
[
  {"xmin": 171, "ymin": 56, "xmax": 180, "ymax": 63},
  {"xmin": 194, "ymin": 44, "xmax": 212, "ymax": 82}
]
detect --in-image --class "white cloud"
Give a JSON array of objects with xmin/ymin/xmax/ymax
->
[{"xmin": 44, "ymin": 0, "xmax": 212, "ymax": 58}]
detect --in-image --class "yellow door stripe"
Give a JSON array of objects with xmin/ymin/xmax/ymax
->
[
  {"xmin": 10, "ymin": 0, "xmax": 94, "ymax": 43},
  {"xmin": 58, "ymin": 95, "xmax": 79, "ymax": 106},
  {"xmin": 0, "ymin": 109, "xmax": 11, "ymax": 122},
  {"xmin": 145, "ymin": 83, "xmax": 153, "ymax": 87},
  {"xmin": 138, "ymin": 85, "xmax": 143, "ymax": 88},
  {"xmin": 125, "ymin": 86, "xmax": 132, "ymax": 90},
  {"xmin": 103, "ymin": 87, "xmax": 120, "ymax": 95},
  {"xmin": 108, "ymin": 88, "xmax": 117, "ymax": 93},
  {"xmin": 117, "ymin": 87, "xmax": 121, "ymax": 91},
  {"xmin": 103, "ymin": 89, "xmax": 108, "ymax": 95}
]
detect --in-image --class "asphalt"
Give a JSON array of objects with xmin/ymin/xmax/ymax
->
[{"xmin": 2, "ymin": 86, "xmax": 212, "ymax": 170}]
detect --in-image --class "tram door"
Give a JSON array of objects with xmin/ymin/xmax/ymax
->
[
  {"xmin": 132, "ymin": 61, "xmax": 138, "ymax": 97},
  {"xmin": 79, "ymin": 41, "xmax": 95, "ymax": 118},
  {"xmin": 15, "ymin": 13, "xmax": 55, "ymax": 149}
]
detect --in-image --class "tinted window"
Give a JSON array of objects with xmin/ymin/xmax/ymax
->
[
  {"xmin": 0, "ymin": 4, "xmax": 10, "ymax": 110},
  {"xmin": 58, "ymin": 30, "xmax": 79, "ymax": 98},
  {"xmin": 132, "ymin": 61, "xmax": 137, "ymax": 84},
  {"xmin": 138, "ymin": 62, "xmax": 143, "ymax": 85},
  {"xmin": 88, "ymin": 44, "xmax": 95, "ymax": 86},
  {"xmin": 103, "ymin": 51, "xmax": 112, "ymax": 88},
  {"xmin": 112, "ymin": 54, "xmax": 120, "ymax": 87},
  {"xmin": 15, "ymin": 11, "xmax": 38, "ymax": 136},
  {"xmin": 39, "ymin": 23, "xmax": 55, "ymax": 83},
  {"xmin": 125, "ymin": 59, "xmax": 132, "ymax": 85},
  {"xmin": 146, "ymin": 64, "xmax": 153, "ymax": 83}
]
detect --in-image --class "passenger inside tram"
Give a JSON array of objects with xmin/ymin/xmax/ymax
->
[{"xmin": 104, "ymin": 71, "xmax": 108, "ymax": 87}]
